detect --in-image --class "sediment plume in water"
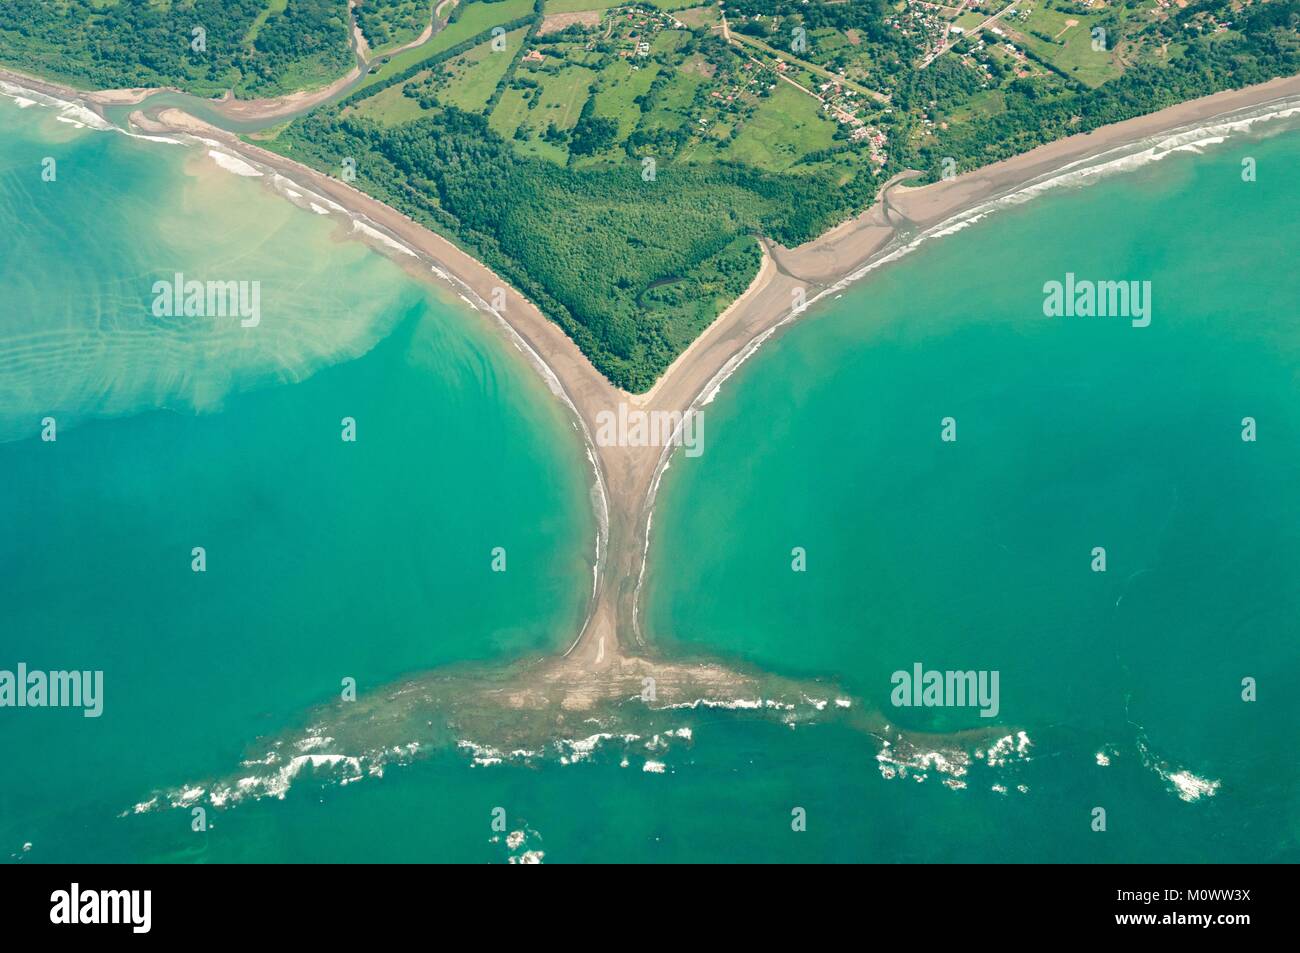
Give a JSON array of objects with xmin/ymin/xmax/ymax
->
[{"xmin": 0, "ymin": 89, "xmax": 415, "ymax": 444}]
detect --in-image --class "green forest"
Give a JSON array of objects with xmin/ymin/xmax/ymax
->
[
  {"xmin": 354, "ymin": 0, "xmax": 432, "ymax": 52},
  {"xmin": 276, "ymin": 105, "xmax": 844, "ymax": 390},
  {"xmin": 0, "ymin": 0, "xmax": 354, "ymax": 97},
  {"xmin": 911, "ymin": 1, "xmax": 1300, "ymax": 178},
  {"xmin": 2, "ymin": 0, "xmax": 1298, "ymax": 391}
]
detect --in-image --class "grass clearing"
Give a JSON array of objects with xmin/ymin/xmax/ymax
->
[
  {"xmin": 347, "ymin": 75, "xmax": 437, "ymax": 123},
  {"xmin": 592, "ymin": 59, "xmax": 662, "ymax": 138},
  {"xmin": 645, "ymin": 0, "xmax": 706, "ymax": 10},
  {"xmin": 542, "ymin": 0, "xmax": 625, "ymax": 12},
  {"xmin": 1012, "ymin": 8, "xmax": 1123, "ymax": 87},
  {"xmin": 532, "ymin": 64, "xmax": 597, "ymax": 129},
  {"xmin": 352, "ymin": 0, "xmax": 536, "ymax": 95},
  {"xmin": 489, "ymin": 61, "xmax": 597, "ymax": 161},
  {"xmin": 434, "ymin": 26, "xmax": 530, "ymax": 110},
  {"xmin": 723, "ymin": 82, "xmax": 836, "ymax": 172},
  {"xmin": 244, "ymin": 0, "xmax": 288, "ymax": 45},
  {"xmin": 673, "ymin": 5, "xmax": 721, "ymax": 29}
]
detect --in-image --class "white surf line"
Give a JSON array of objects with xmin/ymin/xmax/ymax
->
[
  {"xmin": 291, "ymin": 175, "xmax": 614, "ymax": 660},
  {"xmin": 0, "ymin": 74, "xmax": 614, "ymax": 659},
  {"xmin": 215, "ymin": 134, "xmax": 613, "ymax": 660},
  {"xmin": 10, "ymin": 69, "xmax": 1297, "ymax": 659},
  {"xmin": 235, "ymin": 148, "xmax": 615, "ymax": 661},
  {"xmin": 627, "ymin": 89, "xmax": 1300, "ymax": 645},
  {"xmin": 252, "ymin": 161, "xmax": 615, "ymax": 661},
  {"xmin": 0, "ymin": 78, "xmax": 188, "ymax": 144}
]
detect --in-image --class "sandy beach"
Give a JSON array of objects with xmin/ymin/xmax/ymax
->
[
  {"xmin": 26, "ymin": 0, "xmax": 452, "ymax": 125},
  {"xmin": 23, "ymin": 66, "xmax": 365, "ymax": 125},
  {"xmin": 4, "ymin": 64, "xmax": 1300, "ymax": 696}
]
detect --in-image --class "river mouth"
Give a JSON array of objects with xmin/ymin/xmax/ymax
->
[{"xmin": 99, "ymin": 1, "xmax": 448, "ymax": 134}]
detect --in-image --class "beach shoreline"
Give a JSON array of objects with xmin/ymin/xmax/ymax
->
[
  {"xmin": 7, "ymin": 63, "xmax": 365, "ymax": 125},
  {"xmin": 3, "ymin": 0, "xmax": 455, "ymax": 125},
  {"xmin": 3, "ymin": 65, "xmax": 1300, "ymax": 682}
]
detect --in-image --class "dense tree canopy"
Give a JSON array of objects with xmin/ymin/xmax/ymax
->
[
  {"xmin": 278, "ymin": 105, "xmax": 846, "ymax": 389},
  {"xmin": 0, "ymin": 0, "xmax": 354, "ymax": 96}
]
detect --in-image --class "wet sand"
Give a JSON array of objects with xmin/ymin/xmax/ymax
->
[
  {"xmin": 141, "ymin": 74, "xmax": 1300, "ymax": 686},
  {"xmin": 4, "ymin": 65, "xmax": 1297, "ymax": 802},
  {"xmin": 3, "ymin": 67, "xmax": 1300, "ymax": 695}
]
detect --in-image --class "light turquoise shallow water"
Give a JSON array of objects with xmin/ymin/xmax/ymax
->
[
  {"xmin": 1, "ymin": 94, "xmax": 1297, "ymax": 863},
  {"xmin": 648, "ymin": 120, "xmax": 1300, "ymax": 862},
  {"xmin": 0, "ymin": 99, "xmax": 595, "ymax": 862}
]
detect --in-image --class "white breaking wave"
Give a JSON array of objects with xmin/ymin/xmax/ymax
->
[
  {"xmin": 1166, "ymin": 770, "xmax": 1221, "ymax": 802},
  {"xmin": 494, "ymin": 825, "xmax": 545, "ymax": 864},
  {"xmin": 206, "ymin": 149, "xmax": 263, "ymax": 177},
  {"xmin": 629, "ymin": 91, "xmax": 1300, "ymax": 638},
  {"xmin": 1136, "ymin": 733, "xmax": 1222, "ymax": 803},
  {"xmin": 0, "ymin": 84, "xmax": 424, "ymax": 444},
  {"xmin": 352, "ymin": 220, "xmax": 417, "ymax": 256},
  {"xmin": 126, "ymin": 738, "xmax": 425, "ymax": 814},
  {"xmin": 876, "ymin": 731, "xmax": 1034, "ymax": 791},
  {"xmin": 127, "ymin": 719, "xmax": 703, "ymax": 816}
]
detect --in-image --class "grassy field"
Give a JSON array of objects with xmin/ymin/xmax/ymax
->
[
  {"xmin": 489, "ymin": 84, "xmax": 534, "ymax": 137},
  {"xmin": 352, "ymin": 0, "xmax": 536, "ymax": 95},
  {"xmin": 673, "ymin": 5, "xmax": 721, "ymax": 30},
  {"xmin": 542, "ymin": 0, "xmax": 625, "ymax": 12},
  {"xmin": 809, "ymin": 26, "xmax": 852, "ymax": 57},
  {"xmin": 529, "ymin": 64, "xmax": 596, "ymax": 128},
  {"xmin": 651, "ymin": 25, "xmax": 686, "ymax": 54},
  {"xmin": 490, "ymin": 87, "xmax": 572, "ymax": 161},
  {"xmin": 656, "ymin": 64, "xmax": 704, "ymax": 112},
  {"xmin": 542, "ymin": 0, "xmax": 706, "ymax": 10},
  {"xmin": 645, "ymin": 0, "xmax": 708, "ymax": 11},
  {"xmin": 1011, "ymin": 7, "xmax": 1123, "ymax": 87},
  {"xmin": 346, "ymin": 77, "xmax": 435, "ymax": 123},
  {"xmin": 591, "ymin": 59, "xmax": 663, "ymax": 138},
  {"xmin": 947, "ymin": 86, "xmax": 1007, "ymax": 122},
  {"xmin": 350, "ymin": 23, "xmax": 528, "ymax": 122},
  {"xmin": 488, "ymin": 62, "xmax": 598, "ymax": 160},
  {"xmin": 439, "ymin": 26, "xmax": 530, "ymax": 109},
  {"xmin": 722, "ymin": 82, "xmax": 837, "ymax": 172}
]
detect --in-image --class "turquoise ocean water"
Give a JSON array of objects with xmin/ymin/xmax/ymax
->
[
  {"xmin": 648, "ymin": 117, "xmax": 1300, "ymax": 862},
  {"xmin": 1, "ymin": 93, "xmax": 1297, "ymax": 862}
]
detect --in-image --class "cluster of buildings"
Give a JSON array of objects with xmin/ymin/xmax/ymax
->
[
  {"xmin": 608, "ymin": 6, "xmax": 671, "ymax": 59},
  {"xmin": 889, "ymin": 1, "xmax": 962, "ymax": 57},
  {"xmin": 985, "ymin": 26, "xmax": 1032, "ymax": 75},
  {"xmin": 696, "ymin": 58, "xmax": 770, "ymax": 128},
  {"xmin": 810, "ymin": 79, "xmax": 888, "ymax": 166},
  {"xmin": 851, "ymin": 124, "xmax": 890, "ymax": 167}
]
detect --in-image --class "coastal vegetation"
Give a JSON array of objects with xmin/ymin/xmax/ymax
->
[
  {"xmin": 268, "ymin": 0, "xmax": 876, "ymax": 388},
  {"xmin": 0, "ymin": 0, "xmax": 356, "ymax": 97},
  {"xmin": 906, "ymin": 0, "xmax": 1300, "ymax": 176},
  {"xmin": 354, "ymin": 0, "xmax": 434, "ymax": 54},
  {"xmin": 265, "ymin": 0, "xmax": 1300, "ymax": 389},
  {"xmin": 3, "ymin": 0, "xmax": 1297, "ymax": 389},
  {"xmin": 275, "ymin": 105, "xmax": 845, "ymax": 389}
]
